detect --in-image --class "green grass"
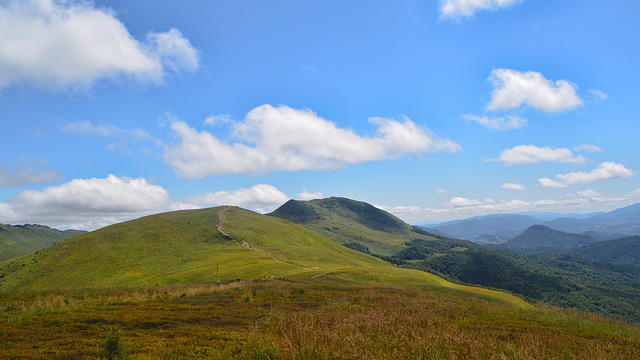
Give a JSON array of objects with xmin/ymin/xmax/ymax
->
[
  {"xmin": 0, "ymin": 223, "xmax": 84, "ymax": 261},
  {"xmin": 0, "ymin": 206, "xmax": 530, "ymax": 311},
  {"xmin": 268, "ymin": 197, "xmax": 438, "ymax": 255},
  {"xmin": 1, "ymin": 280, "xmax": 638, "ymax": 359}
]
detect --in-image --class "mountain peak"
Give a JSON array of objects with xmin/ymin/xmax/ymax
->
[{"xmin": 495, "ymin": 225, "xmax": 600, "ymax": 254}]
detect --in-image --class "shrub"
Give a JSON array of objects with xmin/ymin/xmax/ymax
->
[{"xmin": 99, "ymin": 325, "xmax": 130, "ymax": 359}]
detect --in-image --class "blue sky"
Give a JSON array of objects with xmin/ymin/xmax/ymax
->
[{"xmin": 1, "ymin": 0, "xmax": 639, "ymax": 230}]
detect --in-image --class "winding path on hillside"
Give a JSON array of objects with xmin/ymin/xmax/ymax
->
[
  {"xmin": 216, "ymin": 207, "xmax": 232, "ymax": 237},
  {"xmin": 216, "ymin": 207, "xmax": 281, "ymax": 262}
]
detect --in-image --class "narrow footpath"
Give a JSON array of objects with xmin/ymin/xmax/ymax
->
[{"xmin": 216, "ymin": 207, "xmax": 281, "ymax": 261}]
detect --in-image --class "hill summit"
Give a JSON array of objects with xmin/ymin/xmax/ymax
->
[
  {"xmin": 492, "ymin": 225, "xmax": 599, "ymax": 254},
  {"xmin": 269, "ymin": 197, "xmax": 437, "ymax": 255}
]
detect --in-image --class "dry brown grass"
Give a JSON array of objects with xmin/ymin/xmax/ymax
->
[{"xmin": 1, "ymin": 281, "xmax": 639, "ymax": 359}]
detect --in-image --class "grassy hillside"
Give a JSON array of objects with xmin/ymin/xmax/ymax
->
[
  {"xmin": 268, "ymin": 197, "xmax": 437, "ymax": 255},
  {"xmin": 268, "ymin": 197, "xmax": 640, "ymax": 321},
  {"xmin": 0, "ymin": 223, "xmax": 84, "ymax": 261},
  {"xmin": 0, "ymin": 206, "xmax": 527, "ymax": 309},
  {"xmin": 1, "ymin": 205, "xmax": 639, "ymax": 358},
  {"xmin": 2, "ymin": 280, "xmax": 638, "ymax": 359}
]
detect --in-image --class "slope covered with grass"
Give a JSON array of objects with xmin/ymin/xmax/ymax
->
[
  {"xmin": 0, "ymin": 206, "xmax": 528, "ymax": 309},
  {"xmin": 0, "ymin": 223, "xmax": 84, "ymax": 261},
  {"xmin": 269, "ymin": 197, "xmax": 437, "ymax": 255},
  {"xmin": 2, "ymin": 280, "xmax": 638, "ymax": 359}
]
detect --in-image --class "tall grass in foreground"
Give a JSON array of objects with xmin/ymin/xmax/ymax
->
[
  {"xmin": 1, "ymin": 281, "xmax": 639, "ymax": 359},
  {"xmin": 245, "ymin": 285, "xmax": 640, "ymax": 360}
]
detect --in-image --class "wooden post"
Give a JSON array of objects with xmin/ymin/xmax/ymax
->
[{"xmin": 216, "ymin": 264, "xmax": 220, "ymax": 287}]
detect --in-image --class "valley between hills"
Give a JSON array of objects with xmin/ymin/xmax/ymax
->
[{"xmin": 1, "ymin": 198, "xmax": 639, "ymax": 359}]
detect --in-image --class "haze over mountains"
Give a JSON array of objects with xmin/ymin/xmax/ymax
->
[{"xmin": 424, "ymin": 203, "xmax": 640, "ymax": 244}]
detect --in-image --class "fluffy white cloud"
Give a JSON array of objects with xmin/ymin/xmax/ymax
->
[
  {"xmin": 462, "ymin": 114, "xmax": 527, "ymax": 130},
  {"xmin": 0, "ymin": 156, "xmax": 60, "ymax": 187},
  {"xmin": 489, "ymin": 145, "xmax": 585, "ymax": 165},
  {"xmin": 439, "ymin": 0, "xmax": 523, "ymax": 19},
  {"xmin": 298, "ymin": 188, "xmax": 323, "ymax": 201},
  {"xmin": 486, "ymin": 69, "xmax": 583, "ymax": 112},
  {"xmin": 502, "ymin": 183, "xmax": 526, "ymax": 190},
  {"xmin": 0, "ymin": 0, "xmax": 198, "ymax": 91},
  {"xmin": 187, "ymin": 184, "xmax": 289, "ymax": 214},
  {"xmin": 539, "ymin": 162, "xmax": 635, "ymax": 188},
  {"xmin": 449, "ymin": 197, "xmax": 483, "ymax": 207},
  {"xmin": 0, "ymin": 174, "xmax": 189, "ymax": 229},
  {"xmin": 165, "ymin": 104, "xmax": 461, "ymax": 178}
]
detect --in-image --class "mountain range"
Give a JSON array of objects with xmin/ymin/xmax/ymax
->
[
  {"xmin": 2, "ymin": 197, "xmax": 640, "ymax": 321},
  {"xmin": 424, "ymin": 203, "xmax": 640, "ymax": 244},
  {"xmin": 488, "ymin": 225, "xmax": 601, "ymax": 254}
]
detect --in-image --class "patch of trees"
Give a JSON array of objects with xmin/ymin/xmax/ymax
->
[{"xmin": 384, "ymin": 238, "xmax": 640, "ymax": 322}]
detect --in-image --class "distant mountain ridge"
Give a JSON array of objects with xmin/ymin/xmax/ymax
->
[
  {"xmin": 489, "ymin": 225, "xmax": 600, "ymax": 254},
  {"xmin": 424, "ymin": 203, "xmax": 640, "ymax": 243},
  {"xmin": 0, "ymin": 224, "xmax": 85, "ymax": 261}
]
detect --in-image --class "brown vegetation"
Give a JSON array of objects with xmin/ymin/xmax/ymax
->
[{"xmin": 1, "ymin": 279, "xmax": 639, "ymax": 359}]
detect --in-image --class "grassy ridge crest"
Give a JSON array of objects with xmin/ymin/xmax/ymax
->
[{"xmin": 0, "ymin": 205, "xmax": 529, "ymax": 309}]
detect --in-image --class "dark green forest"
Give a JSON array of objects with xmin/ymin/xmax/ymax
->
[{"xmin": 375, "ymin": 236, "xmax": 640, "ymax": 322}]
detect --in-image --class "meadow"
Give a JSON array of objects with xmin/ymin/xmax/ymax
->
[{"xmin": 2, "ymin": 277, "xmax": 639, "ymax": 359}]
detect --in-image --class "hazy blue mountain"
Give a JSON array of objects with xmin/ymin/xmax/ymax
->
[
  {"xmin": 428, "ymin": 214, "xmax": 541, "ymax": 241},
  {"xmin": 589, "ymin": 203, "xmax": 640, "ymax": 224},
  {"xmin": 425, "ymin": 203, "xmax": 640, "ymax": 243},
  {"xmin": 491, "ymin": 225, "xmax": 600, "ymax": 254},
  {"xmin": 544, "ymin": 203, "xmax": 640, "ymax": 237}
]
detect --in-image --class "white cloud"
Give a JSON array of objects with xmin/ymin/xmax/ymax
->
[
  {"xmin": 204, "ymin": 114, "xmax": 233, "ymax": 126},
  {"xmin": 380, "ymin": 188, "xmax": 640, "ymax": 224},
  {"xmin": 486, "ymin": 69, "xmax": 584, "ymax": 112},
  {"xmin": 436, "ymin": 188, "xmax": 449, "ymax": 195},
  {"xmin": 462, "ymin": 114, "xmax": 527, "ymax": 130},
  {"xmin": 0, "ymin": 0, "xmax": 199, "ymax": 91},
  {"xmin": 165, "ymin": 104, "xmax": 461, "ymax": 178},
  {"xmin": 0, "ymin": 156, "xmax": 60, "ymax": 187},
  {"xmin": 538, "ymin": 177, "xmax": 567, "ymax": 188},
  {"xmin": 489, "ymin": 145, "xmax": 586, "ymax": 165},
  {"xmin": 539, "ymin": 161, "xmax": 635, "ymax": 188},
  {"xmin": 439, "ymin": 0, "xmax": 523, "ymax": 19},
  {"xmin": 574, "ymin": 144, "xmax": 602, "ymax": 153},
  {"xmin": 145, "ymin": 28, "xmax": 199, "ymax": 74},
  {"xmin": 62, "ymin": 121, "xmax": 156, "ymax": 142},
  {"xmin": 588, "ymin": 89, "xmax": 608, "ymax": 102},
  {"xmin": 575, "ymin": 189, "xmax": 601, "ymax": 199},
  {"xmin": 0, "ymin": 174, "xmax": 189, "ymax": 229},
  {"xmin": 502, "ymin": 183, "xmax": 526, "ymax": 190},
  {"xmin": 449, "ymin": 197, "xmax": 483, "ymax": 207},
  {"xmin": 298, "ymin": 187, "xmax": 323, "ymax": 201},
  {"xmin": 187, "ymin": 184, "xmax": 289, "ymax": 213}
]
